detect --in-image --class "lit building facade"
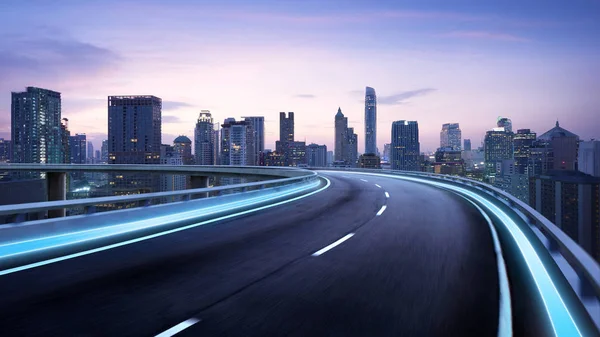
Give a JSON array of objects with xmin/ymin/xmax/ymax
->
[
  {"xmin": 440, "ymin": 123, "xmax": 461, "ymax": 150},
  {"xmin": 243, "ymin": 116, "xmax": 265, "ymax": 165},
  {"xmin": 359, "ymin": 153, "xmax": 381, "ymax": 169},
  {"xmin": 0, "ymin": 139, "xmax": 11, "ymax": 163},
  {"xmin": 194, "ymin": 111, "xmax": 215, "ymax": 166},
  {"xmin": 364, "ymin": 87, "xmax": 377, "ymax": 155},
  {"xmin": 69, "ymin": 134, "xmax": 87, "ymax": 164},
  {"xmin": 391, "ymin": 120, "xmax": 420, "ymax": 171},
  {"xmin": 221, "ymin": 118, "xmax": 255, "ymax": 166},
  {"xmin": 306, "ymin": 143, "xmax": 327, "ymax": 167},
  {"xmin": 484, "ymin": 128, "xmax": 514, "ymax": 182},
  {"xmin": 11, "ymin": 87, "xmax": 64, "ymax": 164},
  {"xmin": 173, "ymin": 135, "xmax": 193, "ymax": 165},
  {"xmin": 579, "ymin": 140, "xmax": 600, "ymax": 177}
]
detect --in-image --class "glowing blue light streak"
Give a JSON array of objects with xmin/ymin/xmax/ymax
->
[
  {"xmin": 327, "ymin": 171, "xmax": 582, "ymax": 337},
  {"xmin": 0, "ymin": 179, "xmax": 327, "ymax": 274}
]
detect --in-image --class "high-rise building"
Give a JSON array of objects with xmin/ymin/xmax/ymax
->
[
  {"xmin": 61, "ymin": 118, "xmax": 71, "ymax": 164},
  {"xmin": 326, "ymin": 151, "xmax": 334, "ymax": 167},
  {"xmin": 497, "ymin": 117, "xmax": 513, "ymax": 133},
  {"xmin": 391, "ymin": 121, "xmax": 420, "ymax": 171},
  {"xmin": 365, "ymin": 87, "xmax": 377, "ymax": 154},
  {"xmin": 579, "ymin": 140, "xmax": 600, "ymax": 177},
  {"xmin": 160, "ymin": 144, "xmax": 186, "ymax": 199},
  {"xmin": 220, "ymin": 118, "xmax": 255, "ymax": 166},
  {"xmin": 275, "ymin": 112, "xmax": 306, "ymax": 166},
  {"xmin": 194, "ymin": 111, "xmax": 215, "ymax": 165},
  {"xmin": 536, "ymin": 121, "xmax": 579, "ymax": 172},
  {"xmin": 464, "ymin": 139, "xmax": 472, "ymax": 152},
  {"xmin": 334, "ymin": 107, "xmax": 358, "ymax": 167},
  {"xmin": 87, "ymin": 141, "xmax": 94, "ymax": 162},
  {"xmin": 0, "ymin": 139, "xmax": 11, "ymax": 163},
  {"xmin": 306, "ymin": 144, "xmax": 327, "ymax": 167},
  {"xmin": 107, "ymin": 95, "xmax": 162, "ymax": 164},
  {"xmin": 514, "ymin": 129, "xmax": 537, "ymax": 175},
  {"xmin": 69, "ymin": 134, "xmax": 87, "ymax": 164},
  {"xmin": 529, "ymin": 171, "xmax": 600, "ymax": 263},
  {"xmin": 101, "ymin": 140, "xmax": 108, "ymax": 163},
  {"xmin": 173, "ymin": 135, "xmax": 193, "ymax": 165},
  {"xmin": 243, "ymin": 116, "xmax": 265, "ymax": 165},
  {"xmin": 213, "ymin": 124, "xmax": 220, "ymax": 166},
  {"xmin": 359, "ymin": 154, "xmax": 381, "ymax": 169},
  {"xmin": 440, "ymin": 123, "xmax": 461, "ymax": 150},
  {"xmin": 107, "ymin": 95, "xmax": 162, "ymax": 194},
  {"xmin": 279, "ymin": 112, "xmax": 294, "ymax": 143},
  {"xmin": 484, "ymin": 128, "xmax": 514, "ymax": 182},
  {"xmin": 95, "ymin": 150, "xmax": 101, "ymax": 160},
  {"xmin": 434, "ymin": 147, "xmax": 465, "ymax": 176},
  {"xmin": 11, "ymin": 87, "xmax": 64, "ymax": 163}
]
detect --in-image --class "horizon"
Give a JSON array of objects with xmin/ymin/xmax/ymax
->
[{"xmin": 1, "ymin": 0, "xmax": 599, "ymax": 152}]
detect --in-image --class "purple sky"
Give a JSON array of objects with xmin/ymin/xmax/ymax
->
[{"xmin": 1, "ymin": 0, "xmax": 599, "ymax": 153}]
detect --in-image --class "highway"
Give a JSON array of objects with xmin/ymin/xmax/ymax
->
[{"xmin": 0, "ymin": 171, "xmax": 501, "ymax": 336}]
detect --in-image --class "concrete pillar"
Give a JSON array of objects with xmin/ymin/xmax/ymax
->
[
  {"xmin": 47, "ymin": 172, "xmax": 66, "ymax": 218},
  {"xmin": 190, "ymin": 175, "xmax": 209, "ymax": 199}
]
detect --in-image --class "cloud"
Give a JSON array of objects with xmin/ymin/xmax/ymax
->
[
  {"xmin": 162, "ymin": 101, "xmax": 193, "ymax": 110},
  {"xmin": 439, "ymin": 31, "xmax": 530, "ymax": 42},
  {"xmin": 162, "ymin": 115, "xmax": 182, "ymax": 123},
  {"xmin": 294, "ymin": 94, "xmax": 316, "ymax": 99},
  {"xmin": 378, "ymin": 89, "xmax": 437, "ymax": 105}
]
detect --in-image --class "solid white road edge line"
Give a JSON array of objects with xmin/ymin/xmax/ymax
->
[
  {"xmin": 312, "ymin": 233, "xmax": 355, "ymax": 256},
  {"xmin": 385, "ymin": 192, "xmax": 390, "ymax": 198},
  {"xmin": 461, "ymin": 196, "xmax": 513, "ymax": 337},
  {"xmin": 155, "ymin": 318, "xmax": 200, "ymax": 337},
  {"xmin": 375, "ymin": 184, "xmax": 381, "ymax": 188},
  {"xmin": 360, "ymin": 179, "xmax": 368, "ymax": 182},
  {"xmin": 376, "ymin": 205, "xmax": 387, "ymax": 216}
]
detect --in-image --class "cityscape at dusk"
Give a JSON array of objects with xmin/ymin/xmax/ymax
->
[{"xmin": 0, "ymin": 1, "xmax": 599, "ymax": 336}]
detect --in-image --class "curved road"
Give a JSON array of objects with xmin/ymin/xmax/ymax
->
[{"xmin": 0, "ymin": 171, "xmax": 500, "ymax": 336}]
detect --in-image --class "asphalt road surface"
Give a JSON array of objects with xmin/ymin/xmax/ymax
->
[{"xmin": 0, "ymin": 171, "xmax": 500, "ymax": 337}]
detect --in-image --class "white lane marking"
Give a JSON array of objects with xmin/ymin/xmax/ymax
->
[
  {"xmin": 0, "ymin": 178, "xmax": 332, "ymax": 276},
  {"xmin": 461, "ymin": 196, "xmax": 512, "ymax": 337},
  {"xmin": 375, "ymin": 184, "xmax": 381, "ymax": 188},
  {"xmin": 376, "ymin": 205, "xmax": 387, "ymax": 216},
  {"xmin": 360, "ymin": 179, "xmax": 368, "ymax": 182},
  {"xmin": 312, "ymin": 233, "xmax": 355, "ymax": 256},
  {"xmin": 155, "ymin": 318, "xmax": 200, "ymax": 337},
  {"xmin": 385, "ymin": 192, "xmax": 390, "ymax": 198}
]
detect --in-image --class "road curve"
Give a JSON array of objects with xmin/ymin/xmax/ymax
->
[{"xmin": 0, "ymin": 172, "xmax": 500, "ymax": 336}]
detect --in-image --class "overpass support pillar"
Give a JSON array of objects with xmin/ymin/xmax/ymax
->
[
  {"xmin": 47, "ymin": 171, "xmax": 66, "ymax": 218},
  {"xmin": 190, "ymin": 175, "xmax": 209, "ymax": 199}
]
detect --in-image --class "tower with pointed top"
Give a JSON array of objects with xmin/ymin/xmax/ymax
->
[{"xmin": 334, "ymin": 107, "xmax": 358, "ymax": 166}]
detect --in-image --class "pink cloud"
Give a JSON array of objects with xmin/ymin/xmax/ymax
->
[{"xmin": 439, "ymin": 30, "xmax": 530, "ymax": 42}]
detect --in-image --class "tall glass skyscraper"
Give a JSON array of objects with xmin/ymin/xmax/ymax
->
[
  {"xmin": 440, "ymin": 123, "xmax": 461, "ymax": 150},
  {"xmin": 484, "ymin": 128, "xmax": 514, "ymax": 181},
  {"xmin": 365, "ymin": 87, "xmax": 377, "ymax": 154},
  {"xmin": 11, "ymin": 87, "xmax": 64, "ymax": 164},
  {"xmin": 194, "ymin": 110, "xmax": 215, "ymax": 165},
  {"xmin": 391, "ymin": 121, "xmax": 420, "ymax": 171},
  {"xmin": 243, "ymin": 116, "xmax": 265, "ymax": 165},
  {"xmin": 69, "ymin": 134, "xmax": 87, "ymax": 164}
]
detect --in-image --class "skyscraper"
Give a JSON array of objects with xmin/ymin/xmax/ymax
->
[
  {"xmin": 440, "ymin": 123, "xmax": 461, "ymax": 150},
  {"xmin": 0, "ymin": 139, "xmax": 11, "ymax": 163},
  {"xmin": 107, "ymin": 95, "xmax": 162, "ymax": 164},
  {"xmin": 61, "ymin": 118, "xmax": 71, "ymax": 164},
  {"xmin": 221, "ymin": 118, "xmax": 255, "ymax": 166},
  {"xmin": 334, "ymin": 107, "xmax": 358, "ymax": 166},
  {"xmin": 276, "ymin": 112, "xmax": 306, "ymax": 166},
  {"xmin": 173, "ymin": 135, "xmax": 193, "ymax": 165},
  {"xmin": 69, "ymin": 134, "xmax": 87, "ymax": 164},
  {"xmin": 243, "ymin": 116, "xmax": 265, "ymax": 165},
  {"xmin": 11, "ymin": 87, "xmax": 64, "ymax": 163},
  {"xmin": 87, "ymin": 141, "xmax": 94, "ymax": 163},
  {"xmin": 194, "ymin": 111, "xmax": 215, "ymax": 165},
  {"xmin": 464, "ymin": 139, "xmax": 472, "ymax": 152},
  {"xmin": 536, "ymin": 121, "xmax": 579, "ymax": 171},
  {"xmin": 383, "ymin": 143, "xmax": 391, "ymax": 161},
  {"xmin": 513, "ymin": 129, "xmax": 536, "ymax": 175},
  {"xmin": 306, "ymin": 144, "xmax": 327, "ymax": 167},
  {"xmin": 279, "ymin": 112, "xmax": 294, "ymax": 143},
  {"xmin": 578, "ymin": 140, "xmax": 600, "ymax": 177},
  {"xmin": 484, "ymin": 128, "xmax": 514, "ymax": 181},
  {"xmin": 391, "ymin": 121, "xmax": 420, "ymax": 171},
  {"xmin": 347, "ymin": 127, "xmax": 358, "ymax": 166},
  {"xmin": 101, "ymin": 140, "xmax": 108, "ymax": 163},
  {"xmin": 365, "ymin": 87, "xmax": 377, "ymax": 154}
]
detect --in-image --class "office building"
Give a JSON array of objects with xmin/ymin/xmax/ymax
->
[
  {"xmin": 243, "ymin": 116, "xmax": 265, "ymax": 165},
  {"xmin": 326, "ymin": 151, "xmax": 334, "ymax": 166},
  {"xmin": 306, "ymin": 144, "xmax": 327, "ymax": 167},
  {"xmin": 433, "ymin": 147, "xmax": 465, "ymax": 176},
  {"xmin": 160, "ymin": 144, "xmax": 186, "ymax": 200},
  {"xmin": 101, "ymin": 140, "xmax": 108, "ymax": 163},
  {"xmin": 61, "ymin": 118, "xmax": 71, "ymax": 164},
  {"xmin": 173, "ymin": 135, "xmax": 193, "ymax": 165},
  {"xmin": 484, "ymin": 128, "xmax": 514, "ymax": 182},
  {"xmin": 359, "ymin": 153, "xmax": 381, "ymax": 169},
  {"xmin": 95, "ymin": 150, "xmax": 100, "ymax": 160},
  {"xmin": 194, "ymin": 111, "xmax": 215, "ymax": 165},
  {"xmin": 334, "ymin": 108, "xmax": 358, "ymax": 167},
  {"xmin": 536, "ymin": 121, "xmax": 579, "ymax": 171},
  {"xmin": 440, "ymin": 123, "xmax": 461, "ymax": 150},
  {"xmin": 464, "ymin": 139, "xmax": 472, "ymax": 152},
  {"xmin": 107, "ymin": 95, "xmax": 162, "ymax": 194},
  {"xmin": 365, "ymin": 87, "xmax": 377, "ymax": 155},
  {"xmin": 514, "ymin": 129, "xmax": 537, "ymax": 175},
  {"xmin": 497, "ymin": 117, "xmax": 513, "ymax": 133},
  {"xmin": 87, "ymin": 141, "xmax": 94, "ymax": 163},
  {"xmin": 108, "ymin": 95, "xmax": 162, "ymax": 164},
  {"xmin": 69, "ymin": 134, "xmax": 87, "ymax": 164},
  {"xmin": 221, "ymin": 118, "xmax": 255, "ymax": 166},
  {"xmin": 11, "ymin": 87, "xmax": 64, "ymax": 164},
  {"xmin": 0, "ymin": 139, "xmax": 11, "ymax": 163},
  {"xmin": 579, "ymin": 140, "xmax": 600, "ymax": 177},
  {"xmin": 383, "ymin": 143, "xmax": 391, "ymax": 162},
  {"xmin": 213, "ymin": 123, "xmax": 220, "ymax": 165},
  {"xmin": 529, "ymin": 171, "xmax": 600, "ymax": 263},
  {"xmin": 275, "ymin": 112, "xmax": 306, "ymax": 167},
  {"xmin": 391, "ymin": 121, "xmax": 420, "ymax": 171},
  {"xmin": 279, "ymin": 112, "xmax": 294, "ymax": 143}
]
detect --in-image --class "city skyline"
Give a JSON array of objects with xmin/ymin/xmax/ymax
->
[{"xmin": 1, "ymin": 1, "xmax": 598, "ymax": 152}]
